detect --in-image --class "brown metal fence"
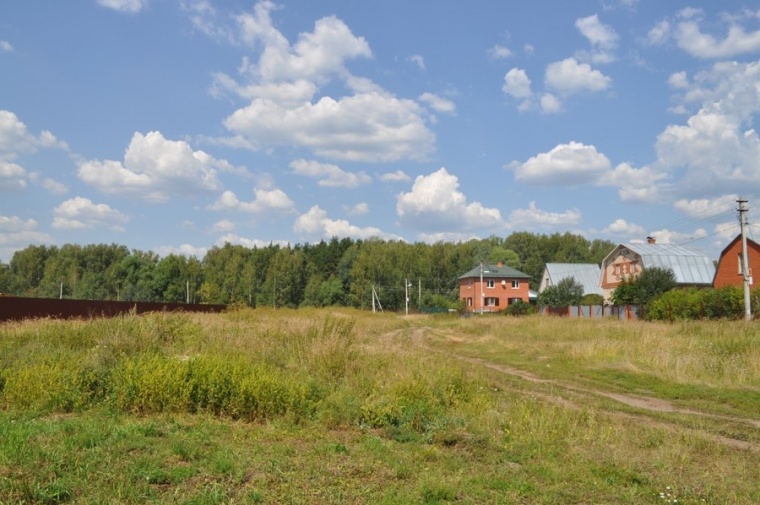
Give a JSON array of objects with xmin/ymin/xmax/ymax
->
[{"xmin": 0, "ymin": 296, "xmax": 227, "ymax": 323}]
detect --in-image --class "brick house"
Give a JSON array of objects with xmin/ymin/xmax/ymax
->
[
  {"xmin": 713, "ymin": 235, "xmax": 759, "ymax": 288},
  {"xmin": 459, "ymin": 262, "xmax": 531, "ymax": 312},
  {"xmin": 600, "ymin": 238, "xmax": 715, "ymax": 302}
]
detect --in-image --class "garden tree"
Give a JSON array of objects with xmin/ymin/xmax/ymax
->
[
  {"xmin": 118, "ymin": 250, "xmax": 158, "ymax": 301},
  {"xmin": 9, "ymin": 244, "xmax": 52, "ymax": 295},
  {"xmin": 200, "ymin": 243, "xmax": 253, "ymax": 304},
  {"xmin": 612, "ymin": 266, "xmax": 677, "ymax": 305},
  {"xmin": 153, "ymin": 254, "xmax": 192, "ymax": 303},
  {"xmin": 261, "ymin": 246, "xmax": 308, "ymax": 308},
  {"xmin": 537, "ymin": 277, "xmax": 584, "ymax": 306}
]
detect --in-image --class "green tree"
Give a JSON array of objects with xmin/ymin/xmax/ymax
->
[
  {"xmin": 612, "ymin": 267, "xmax": 676, "ymax": 305},
  {"xmin": 538, "ymin": 277, "xmax": 584, "ymax": 306}
]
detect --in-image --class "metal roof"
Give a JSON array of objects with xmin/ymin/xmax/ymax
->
[
  {"xmin": 541, "ymin": 263, "xmax": 602, "ymax": 295},
  {"xmin": 611, "ymin": 243, "xmax": 716, "ymax": 285},
  {"xmin": 458, "ymin": 263, "xmax": 531, "ymax": 280}
]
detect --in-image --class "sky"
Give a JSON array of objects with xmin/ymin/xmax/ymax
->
[{"xmin": 2, "ymin": 0, "xmax": 760, "ymax": 263}]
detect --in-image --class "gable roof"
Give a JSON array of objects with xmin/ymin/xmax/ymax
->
[
  {"xmin": 542, "ymin": 263, "xmax": 602, "ymax": 295},
  {"xmin": 604, "ymin": 242, "xmax": 715, "ymax": 285},
  {"xmin": 458, "ymin": 263, "xmax": 531, "ymax": 280},
  {"xmin": 716, "ymin": 234, "xmax": 760, "ymax": 260}
]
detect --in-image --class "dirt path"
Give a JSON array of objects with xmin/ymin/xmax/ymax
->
[{"xmin": 397, "ymin": 326, "xmax": 760, "ymax": 452}]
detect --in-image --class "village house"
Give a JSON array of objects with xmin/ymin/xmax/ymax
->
[
  {"xmin": 539, "ymin": 263, "xmax": 603, "ymax": 297},
  {"xmin": 600, "ymin": 238, "xmax": 715, "ymax": 302},
  {"xmin": 459, "ymin": 262, "xmax": 531, "ymax": 313},
  {"xmin": 713, "ymin": 234, "xmax": 759, "ymax": 288}
]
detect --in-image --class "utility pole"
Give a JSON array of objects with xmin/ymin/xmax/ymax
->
[
  {"xmin": 738, "ymin": 198, "xmax": 753, "ymax": 321},
  {"xmin": 405, "ymin": 278, "xmax": 411, "ymax": 316}
]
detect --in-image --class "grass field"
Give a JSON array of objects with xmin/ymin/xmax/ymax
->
[{"xmin": 1, "ymin": 308, "xmax": 758, "ymax": 504}]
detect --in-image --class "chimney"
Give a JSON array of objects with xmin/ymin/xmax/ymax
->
[
  {"xmin": 646, "ymin": 236, "xmax": 656, "ymax": 244},
  {"xmin": 497, "ymin": 261, "xmax": 503, "ymax": 267}
]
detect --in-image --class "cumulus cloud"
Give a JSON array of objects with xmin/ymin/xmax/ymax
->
[
  {"xmin": 214, "ymin": 234, "xmax": 290, "ymax": 249},
  {"xmin": 508, "ymin": 201, "xmax": 582, "ymax": 228},
  {"xmin": 52, "ymin": 197, "xmax": 129, "ymax": 231},
  {"xmin": 540, "ymin": 93, "xmax": 562, "ymax": 114},
  {"xmin": 599, "ymin": 162, "xmax": 672, "ymax": 203},
  {"xmin": 502, "ymin": 68, "xmax": 532, "ymax": 99},
  {"xmin": 96, "ymin": 0, "xmax": 148, "ymax": 14},
  {"xmin": 208, "ymin": 1, "xmax": 435, "ymax": 162},
  {"xmin": 512, "ymin": 141, "xmax": 611, "ymax": 185},
  {"xmin": 675, "ymin": 12, "xmax": 760, "ymax": 58},
  {"xmin": 289, "ymin": 159, "xmax": 371, "ymax": 188},
  {"xmin": 78, "ymin": 131, "xmax": 226, "ymax": 202},
  {"xmin": 419, "ymin": 92, "xmax": 456, "ymax": 114},
  {"xmin": 0, "ymin": 110, "xmax": 67, "ymax": 161},
  {"xmin": 0, "ymin": 216, "xmax": 51, "ymax": 261},
  {"xmin": 673, "ymin": 194, "xmax": 738, "ymax": 218},
  {"xmin": 208, "ymin": 187, "xmax": 296, "ymax": 214},
  {"xmin": 0, "ymin": 161, "xmax": 26, "ymax": 190},
  {"xmin": 210, "ymin": 219, "xmax": 235, "ymax": 233},
  {"xmin": 488, "ymin": 45, "xmax": 512, "ymax": 59},
  {"xmin": 575, "ymin": 14, "xmax": 618, "ymax": 63},
  {"xmin": 647, "ymin": 20, "xmax": 671, "ymax": 46},
  {"xmin": 294, "ymin": 205, "xmax": 400, "ymax": 240},
  {"xmin": 154, "ymin": 243, "xmax": 208, "ymax": 258},
  {"xmin": 545, "ymin": 57, "xmax": 612, "ymax": 94},
  {"xmin": 343, "ymin": 202, "xmax": 369, "ymax": 216},
  {"xmin": 0, "ymin": 41, "xmax": 13, "ymax": 53},
  {"xmin": 396, "ymin": 167, "xmax": 506, "ymax": 233},
  {"xmin": 649, "ymin": 228, "xmax": 708, "ymax": 244},
  {"xmin": 379, "ymin": 170, "xmax": 411, "ymax": 183},
  {"xmin": 603, "ymin": 218, "xmax": 645, "ymax": 236}
]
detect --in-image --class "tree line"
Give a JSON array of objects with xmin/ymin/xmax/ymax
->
[{"xmin": 0, "ymin": 233, "xmax": 616, "ymax": 310}]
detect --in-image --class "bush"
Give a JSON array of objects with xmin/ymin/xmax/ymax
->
[
  {"xmin": 504, "ymin": 299, "xmax": 536, "ymax": 316},
  {"xmin": 647, "ymin": 286, "xmax": 755, "ymax": 321}
]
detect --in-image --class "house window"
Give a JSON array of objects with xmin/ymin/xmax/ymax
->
[
  {"xmin": 485, "ymin": 297, "xmax": 499, "ymax": 307},
  {"xmin": 511, "ymin": 280, "xmax": 519, "ymax": 289},
  {"xmin": 467, "ymin": 297, "xmax": 473, "ymax": 307},
  {"xmin": 486, "ymin": 279, "xmax": 495, "ymax": 288}
]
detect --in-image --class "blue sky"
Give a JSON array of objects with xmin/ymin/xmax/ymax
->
[{"xmin": 2, "ymin": 0, "xmax": 760, "ymax": 263}]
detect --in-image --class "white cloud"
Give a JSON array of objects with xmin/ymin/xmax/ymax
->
[
  {"xmin": 603, "ymin": 218, "xmax": 645, "ymax": 236},
  {"xmin": 208, "ymin": 188, "xmax": 296, "ymax": 214},
  {"xmin": 0, "ymin": 41, "xmax": 13, "ymax": 53},
  {"xmin": 155, "ymin": 244, "xmax": 208, "ymax": 259},
  {"xmin": 343, "ymin": 202, "xmax": 369, "ymax": 216},
  {"xmin": 52, "ymin": 197, "xmax": 129, "ymax": 231},
  {"xmin": 675, "ymin": 16, "xmax": 760, "ymax": 58},
  {"xmin": 512, "ymin": 141, "xmax": 611, "ymax": 185},
  {"xmin": 0, "ymin": 216, "xmax": 51, "ymax": 262},
  {"xmin": 289, "ymin": 159, "xmax": 372, "ymax": 188},
  {"xmin": 78, "ymin": 131, "xmax": 224, "ymax": 202},
  {"xmin": 214, "ymin": 234, "xmax": 290, "ymax": 249},
  {"xmin": 647, "ymin": 20, "xmax": 671, "ymax": 46},
  {"xmin": 668, "ymin": 71, "xmax": 689, "ymax": 89},
  {"xmin": 575, "ymin": 15, "xmax": 618, "ymax": 63},
  {"xmin": 419, "ymin": 92, "xmax": 456, "ymax": 114},
  {"xmin": 0, "ymin": 161, "xmax": 26, "ymax": 190},
  {"xmin": 508, "ymin": 201, "xmax": 581, "ymax": 228},
  {"xmin": 224, "ymin": 92, "xmax": 435, "ymax": 162},
  {"xmin": 379, "ymin": 170, "xmax": 410, "ymax": 183},
  {"xmin": 210, "ymin": 219, "xmax": 235, "ymax": 233},
  {"xmin": 488, "ymin": 45, "xmax": 512, "ymax": 59},
  {"xmin": 599, "ymin": 162, "xmax": 671, "ymax": 203},
  {"xmin": 210, "ymin": 2, "xmax": 435, "ymax": 163},
  {"xmin": 396, "ymin": 167, "xmax": 506, "ymax": 233},
  {"xmin": 649, "ymin": 228, "xmax": 708, "ymax": 244},
  {"xmin": 502, "ymin": 68, "xmax": 532, "ymax": 99},
  {"xmin": 673, "ymin": 194, "xmax": 738, "ymax": 218},
  {"xmin": 0, "ymin": 110, "xmax": 67, "ymax": 161},
  {"xmin": 96, "ymin": 0, "xmax": 147, "ymax": 14},
  {"xmin": 540, "ymin": 93, "xmax": 562, "ymax": 114},
  {"xmin": 294, "ymin": 205, "xmax": 400, "ymax": 240},
  {"xmin": 28, "ymin": 172, "xmax": 67, "ymax": 194},
  {"xmin": 545, "ymin": 57, "xmax": 612, "ymax": 95},
  {"xmin": 408, "ymin": 54, "xmax": 425, "ymax": 70}
]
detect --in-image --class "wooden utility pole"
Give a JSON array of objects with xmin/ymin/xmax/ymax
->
[{"xmin": 738, "ymin": 198, "xmax": 753, "ymax": 321}]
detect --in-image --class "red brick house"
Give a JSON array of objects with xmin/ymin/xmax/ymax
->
[
  {"xmin": 459, "ymin": 262, "xmax": 531, "ymax": 313},
  {"xmin": 713, "ymin": 235, "xmax": 759, "ymax": 288}
]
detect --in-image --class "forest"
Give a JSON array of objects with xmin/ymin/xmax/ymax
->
[{"xmin": 0, "ymin": 232, "xmax": 616, "ymax": 311}]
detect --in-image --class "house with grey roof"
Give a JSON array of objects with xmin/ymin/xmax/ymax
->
[
  {"xmin": 458, "ymin": 262, "xmax": 531, "ymax": 313},
  {"xmin": 600, "ymin": 238, "xmax": 715, "ymax": 302},
  {"xmin": 539, "ymin": 263, "xmax": 602, "ymax": 296}
]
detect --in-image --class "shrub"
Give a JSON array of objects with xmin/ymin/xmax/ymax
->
[{"xmin": 504, "ymin": 299, "xmax": 536, "ymax": 316}]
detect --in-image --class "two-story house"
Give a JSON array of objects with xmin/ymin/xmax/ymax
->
[{"xmin": 459, "ymin": 262, "xmax": 531, "ymax": 313}]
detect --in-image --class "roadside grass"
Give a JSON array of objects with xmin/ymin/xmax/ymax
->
[{"xmin": 0, "ymin": 309, "xmax": 758, "ymax": 503}]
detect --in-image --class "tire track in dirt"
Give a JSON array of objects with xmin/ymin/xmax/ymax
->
[{"xmin": 401, "ymin": 326, "xmax": 760, "ymax": 452}]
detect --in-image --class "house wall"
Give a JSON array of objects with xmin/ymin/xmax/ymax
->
[
  {"xmin": 459, "ymin": 277, "xmax": 530, "ymax": 312},
  {"xmin": 713, "ymin": 239, "xmax": 760, "ymax": 288},
  {"xmin": 600, "ymin": 246, "xmax": 643, "ymax": 302}
]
